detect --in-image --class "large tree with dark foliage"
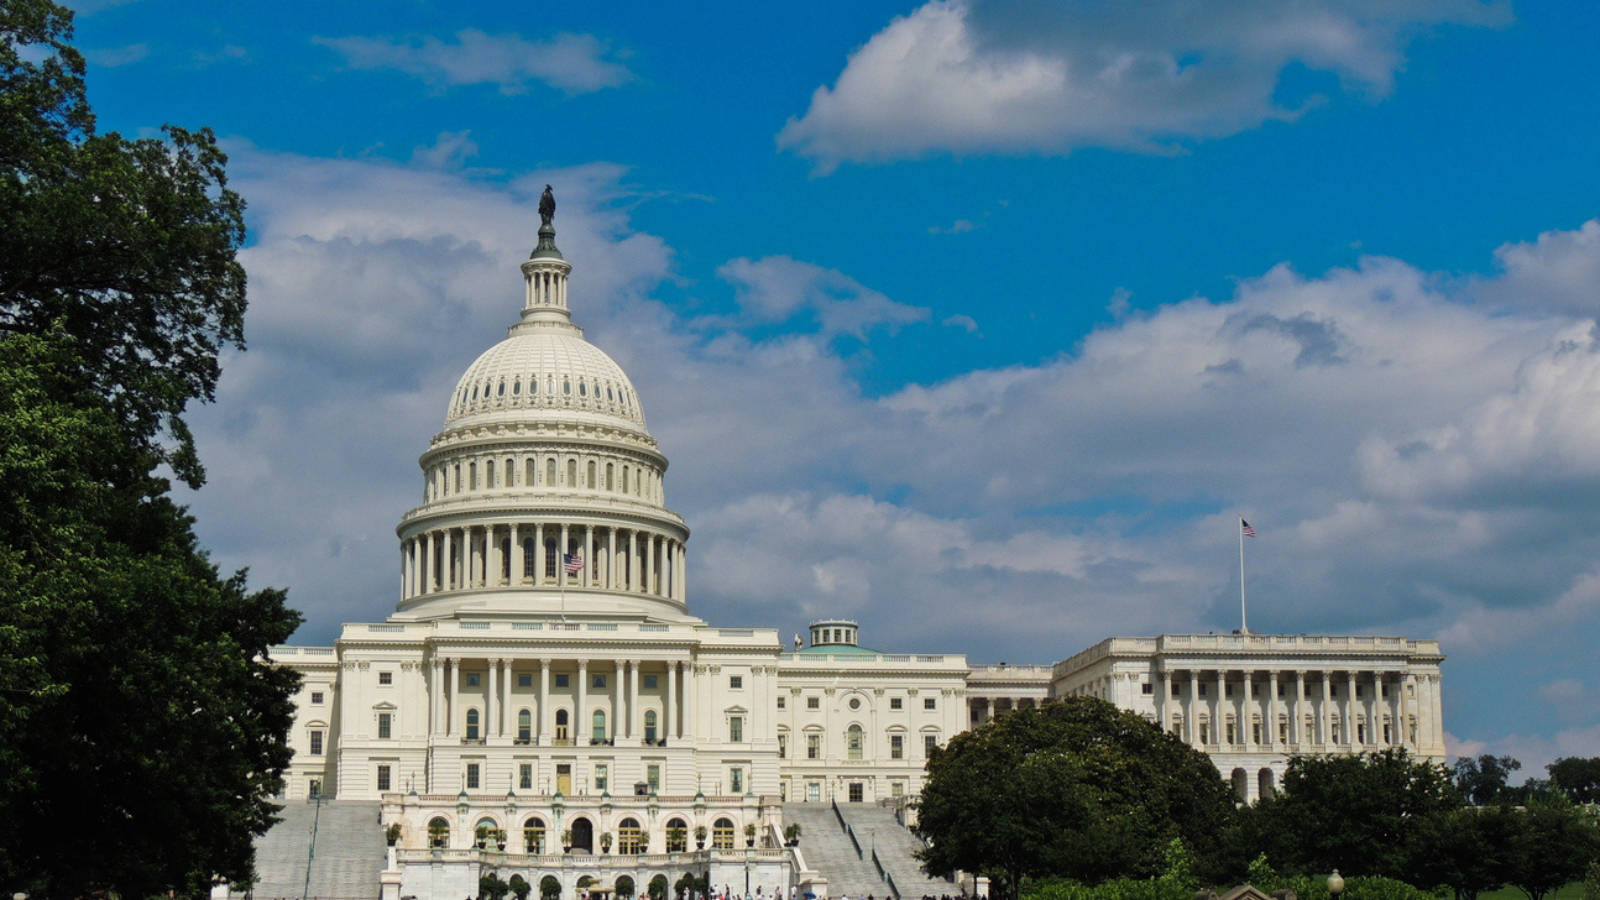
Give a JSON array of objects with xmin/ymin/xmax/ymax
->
[
  {"xmin": 1547, "ymin": 757, "xmax": 1600, "ymax": 804},
  {"xmin": 0, "ymin": 3, "xmax": 301, "ymax": 898},
  {"xmin": 915, "ymin": 698, "xmax": 1237, "ymax": 900}
]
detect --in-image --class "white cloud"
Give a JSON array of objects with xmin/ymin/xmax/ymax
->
[
  {"xmin": 713, "ymin": 256, "xmax": 929, "ymax": 339},
  {"xmin": 411, "ymin": 131, "xmax": 481, "ymax": 169},
  {"xmin": 84, "ymin": 43, "xmax": 149, "ymax": 67},
  {"xmin": 315, "ymin": 29, "xmax": 632, "ymax": 95},
  {"xmin": 1476, "ymin": 219, "xmax": 1600, "ymax": 316},
  {"xmin": 778, "ymin": 0, "xmax": 1509, "ymax": 172}
]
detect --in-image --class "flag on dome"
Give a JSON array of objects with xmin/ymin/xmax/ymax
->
[
  {"xmin": 1241, "ymin": 519, "xmax": 1256, "ymax": 538},
  {"xmin": 564, "ymin": 553, "xmax": 584, "ymax": 574}
]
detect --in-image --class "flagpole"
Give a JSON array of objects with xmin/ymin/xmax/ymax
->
[{"xmin": 1239, "ymin": 515, "xmax": 1248, "ymax": 635}]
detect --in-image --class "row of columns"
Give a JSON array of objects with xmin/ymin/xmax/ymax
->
[
  {"xmin": 401, "ymin": 523, "xmax": 686, "ymax": 602},
  {"xmin": 970, "ymin": 697, "xmax": 1040, "ymax": 724},
  {"xmin": 427, "ymin": 657, "xmax": 697, "ymax": 746},
  {"xmin": 1156, "ymin": 669, "xmax": 1421, "ymax": 752}
]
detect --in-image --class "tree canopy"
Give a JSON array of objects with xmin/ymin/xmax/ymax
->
[
  {"xmin": 0, "ymin": 3, "xmax": 301, "ymax": 897},
  {"xmin": 914, "ymin": 697, "xmax": 1237, "ymax": 900}
]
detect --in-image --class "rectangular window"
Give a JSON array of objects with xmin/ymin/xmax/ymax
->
[
  {"xmin": 1141, "ymin": 683, "xmax": 1153, "ymax": 695},
  {"xmin": 466, "ymin": 763, "xmax": 480, "ymax": 790},
  {"xmin": 311, "ymin": 692, "xmax": 324, "ymax": 705},
  {"xmin": 647, "ymin": 765, "xmax": 660, "ymax": 792},
  {"xmin": 730, "ymin": 768, "xmax": 744, "ymax": 794},
  {"xmin": 807, "ymin": 697, "xmax": 820, "ymax": 710},
  {"xmin": 730, "ymin": 716, "xmax": 743, "ymax": 743},
  {"xmin": 556, "ymin": 674, "xmax": 569, "ymax": 687},
  {"xmin": 848, "ymin": 782, "xmax": 864, "ymax": 803},
  {"xmin": 378, "ymin": 671, "xmax": 393, "ymax": 685},
  {"xmin": 1225, "ymin": 684, "xmax": 1234, "ymax": 699},
  {"xmin": 730, "ymin": 675, "xmax": 743, "ymax": 689},
  {"xmin": 925, "ymin": 734, "xmax": 938, "ymax": 756},
  {"xmin": 593, "ymin": 674, "xmax": 606, "ymax": 689},
  {"xmin": 890, "ymin": 734, "xmax": 904, "ymax": 759},
  {"xmin": 807, "ymin": 782, "xmax": 821, "ymax": 802},
  {"xmin": 1173, "ymin": 684, "xmax": 1181, "ymax": 698},
  {"xmin": 807, "ymin": 734, "xmax": 821, "ymax": 759},
  {"xmin": 778, "ymin": 734, "xmax": 788, "ymax": 758},
  {"xmin": 924, "ymin": 697, "xmax": 936, "ymax": 711},
  {"xmin": 891, "ymin": 781, "xmax": 905, "ymax": 797},
  {"xmin": 890, "ymin": 697, "xmax": 902, "ymax": 710},
  {"xmin": 644, "ymin": 675, "xmax": 658, "ymax": 689},
  {"xmin": 377, "ymin": 764, "xmax": 391, "ymax": 791},
  {"xmin": 1199, "ymin": 723, "xmax": 1211, "ymax": 744},
  {"xmin": 595, "ymin": 764, "xmax": 608, "ymax": 793},
  {"xmin": 1198, "ymin": 684, "xmax": 1207, "ymax": 697},
  {"xmin": 520, "ymin": 763, "xmax": 533, "ymax": 790},
  {"xmin": 518, "ymin": 673, "xmax": 533, "ymax": 688},
  {"xmin": 1252, "ymin": 722, "xmax": 1262, "ymax": 745},
  {"xmin": 310, "ymin": 730, "xmax": 324, "ymax": 755},
  {"xmin": 777, "ymin": 696, "xmax": 786, "ymax": 709},
  {"xmin": 467, "ymin": 673, "xmax": 481, "ymax": 687},
  {"xmin": 378, "ymin": 713, "xmax": 392, "ymax": 740}
]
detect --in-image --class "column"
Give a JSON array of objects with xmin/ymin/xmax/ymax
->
[
  {"xmin": 576, "ymin": 659, "xmax": 588, "ymax": 744},
  {"xmin": 488, "ymin": 527, "xmax": 501, "ymax": 587},
  {"xmin": 1186, "ymin": 672, "xmax": 1198, "ymax": 744},
  {"xmin": 442, "ymin": 530, "xmax": 455, "ymax": 590},
  {"xmin": 1157, "ymin": 670, "xmax": 1169, "ymax": 733},
  {"xmin": 559, "ymin": 524, "xmax": 569, "ymax": 588},
  {"xmin": 502, "ymin": 659, "xmax": 514, "ymax": 738},
  {"xmin": 985, "ymin": 698, "xmax": 995, "ymax": 724},
  {"xmin": 585, "ymin": 525, "xmax": 596, "ymax": 588},
  {"xmin": 1268, "ymin": 671, "xmax": 1281, "ymax": 749},
  {"xmin": 431, "ymin": 658, "xmax": 444, "ymax": 735},
  {"xmin": 645, "ymin": 533, "xmax": 655, "ymax": 596},
  {"xmin": 629, "ymin": 531, "xmax": 639, "ymax": 591},
  {"xmin": 488, "ymin": 658, "xmax": 500, "ymax": 739},
  {"xmin": 667, "ymin": 660, "xmax": 679, "ymax": 740},
  {"xmin": 613, "ymin": 661, "xmax": 625, "ymax": 740},
  {"xmin": 510, "ymin": 523, "xmax": 522, "ymax": 586},
  {"xmin": 630, "ymin": 660, "xmax": 642, "ymax": 740},
  {"xmin": 1400, "ymin": 673, "xmax": 1413, "ymax": 747},
  {"xmin": 469, "ymin": 527, "xmax": 481, "ymax": 588},
  {"xmin": 448, "ymin": 657, "xmax": 461, "ymax": 737},
  {"xmin": 681, "ymin": 661, "xmax": 695, "ymax": 739},
  {"xmin": 677, "ymin": 542, "xmax": 688, "ymax": 602},
  {"xmin": 1346, "ymin": 672, "xmax": 1357, "ymax": 748},
  {"xmin": 539, "ymin": 659, "xmax": 552, "ymax": 744},
  {"xmin": 607, "ymin": 529, "xmax": 617, "ymax": 589},
  {"xmin": 534, "ymin": 523, "xmax": 545, "ymax": 585},
  {"xmin": 1320, "ymin": 676, "xmax": 1332, "ymax": 747},
  {"xmin": 423, "ymin": 532, "xmax": 435, "ymax": 594}
]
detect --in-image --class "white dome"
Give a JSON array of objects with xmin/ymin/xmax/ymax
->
[{"xmin": 445, "ymin": 332, "xmax": 648, "ymax": 432}]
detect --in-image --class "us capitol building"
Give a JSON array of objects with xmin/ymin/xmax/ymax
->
[{"xmin": 268, "ymin": 205, "xmax": 1446, "ymax": 899}]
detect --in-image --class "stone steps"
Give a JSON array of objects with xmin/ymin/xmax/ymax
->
[
  {"xmin": 783, "ymin": 803, "xmax": 889, "ymax": 898},
  {"xmin": 834, "ymin": 806, "xmax": 955, "ymax": 899},
  {"xmin": 251, "ymin": 800, "xmax": 385, "ymax": 900}
]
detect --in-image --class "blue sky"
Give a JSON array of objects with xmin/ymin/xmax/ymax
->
[{"xmin": 61, "ymin": 0, "xmax": 1600, "ymax": 777}]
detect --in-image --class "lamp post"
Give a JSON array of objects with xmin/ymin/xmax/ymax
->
[{"xmin": 1328, "ymin": 870, "xmax": 1345, "ymax": 900}]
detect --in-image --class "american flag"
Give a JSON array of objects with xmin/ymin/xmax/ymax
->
[
  {"xmin": 1241, "ymin": 519, "xmax": 1256, "ymax": 538},
  {"xmin": 563, "ymin": 553, "xmax": 585, "ymax": 574}
]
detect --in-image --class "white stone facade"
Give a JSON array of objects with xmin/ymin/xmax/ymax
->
[{"xmin": 269, "ymin": 223, "xmax": 1447, "ymax": 894}]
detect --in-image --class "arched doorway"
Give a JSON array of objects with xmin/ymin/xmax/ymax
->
[
  {"xmin": 1231, "ymin": 767, "xmax": 1249, "ymax": 802},
  {"xmin": 539, "ymin": 875, "xmax": 562, "ymax": 900},
  {"xmin": 649, "ymin": 874, "xmax": 670, "ymax": 900},
  {"xmin": 1258, "ymin": 767, "xmax": 1276, "ymax": 799},
  {"xmin": 570, "ymin": 816, "xmax": 594, "ymax": 853},
  {"xmin": 428, "ymin": 816, "xmax": 450, "ymax": 848},
  {"xmin": 616, "ymin": 876, "xmax": 636, "ymax": 899}
]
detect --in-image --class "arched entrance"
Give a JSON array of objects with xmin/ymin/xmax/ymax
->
[
  {"xmin": 570, "ymin": 816, "xmax": 595, "ymax": 853},
  {"xmin": 1258, "ymin": 767, "xmax": 1276, "ymax": 799},
  {"xmin": 1231, "ymin": 767, "xmax": 1249, "ymax": 802}
]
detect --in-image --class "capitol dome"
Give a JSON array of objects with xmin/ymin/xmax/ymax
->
[{"xmin": 444, "ymin": 332, "xmax": 648, "ymax": 433}]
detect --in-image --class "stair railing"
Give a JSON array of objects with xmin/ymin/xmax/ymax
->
[
  {"xmin": 870, "ymin": 844, "xmax": 901, "ymax": 900},
  {"xmin": 301, "ymin": 794, "xmax": 323, "ymax": 900},
  {"xmin": 831, "ymin": 799, "xmax": 863, "ymax": 860}
]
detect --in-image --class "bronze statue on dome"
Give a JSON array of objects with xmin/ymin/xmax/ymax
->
[{"xmin": 539, "ymin": 184, "xmax": 556, "ymax": 227}]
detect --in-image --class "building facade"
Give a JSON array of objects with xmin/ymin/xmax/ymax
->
[{"xmin": 271, "ymin": 218, "xmax": 1446, "ymax": 896}]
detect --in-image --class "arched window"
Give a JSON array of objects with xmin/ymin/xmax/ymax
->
[
  {"xmin": 567, "ymin": 459, "xmax": 578, "ymax": 486},
  {"xmin": 666, "ymin": 817, "xmax": 689, "ymax": 852},
  {"xmin": 606, "ymin": 463, "xmax": 614, "ymax": 491},
  {"xmin": 523, "ymin": 537, "xmax": 536, "ymax": 580},
  {"xmin": 555, "ymin": 709, "xmax": 570, "ymax": 743},
  {"xmin": 466, "ymin": 708, "xmax": 480, "ymax": 740},
  {"xmin": 712, "ymin": 818, "xmax": 735, "ymax": 850},
  {"xmin": 486, "ymin": 460, "xmax": 495, "ymax": 488},
  {"xmin": 618, "ymin": 817, "xmax": 642, "ymax": 855},
  {"xmin": 644, "ymin": 710, "xmax": 658, "ymax": 744},
  {"xmin": 578, "ymin": 380, "xmax": 587, "ymax": 397},
  {"xmin": 847, "ymin": 724, "xmax": 863, "ymax": 760},
  {"xmin": 523, "ymin": 817, "xmax": 546, "ymax": 854},
  {"xmin": 518, "ymin": 709, "xmax": 532, "ymax": 742},
  {"xmin": 592, "ymin": 710, "xmax": 607, "ymax": 743},
  {"xmin": 587, "ymin": 460, "xmax": 596, "ymax": 488},
  {"xmin": 513, "ymin": 378, "xmax": 521, "ymax": 396},
  {"xmin": 547, "ymin": 458, "xmax": 556, "ymax": 485},
  {"xmin": 526, "ymin": 458, "xmax": 536, "ymax": 485},
  {"xmin": 428, "ymin": 817, "xmax": 450, "ymax": 848},
  {"xmin": 544, "ymin": 537, "xmax": 558, "ymax": 579},
  {"xmin": 475, "ymin": 816, "xmax": 500, "ymax": 849},
  {"xmin": 563, "ymin": 378, "xmax": 571, "ymax": 396}
]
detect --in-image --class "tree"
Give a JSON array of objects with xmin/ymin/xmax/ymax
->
[
  {"xmin": 1408, "ymin": 805, "xmax": 1512, "ymax": 900},
  {"xmin": 0, "ymin": 3, "xmax": 300, "ymax": 897},
  {"xmin": 510, "ymin": 874, "xmax": 532, "ymax": 900},
  {"xmin": 1242, "ymin": 748, "xmax": 1460, "ymax": 879},
  {"xmin": 1454, "ymin": 755, "xmax": 1522, "ymax": 806},
  {"xmin": 915, "ymin": 698, "xmax": 1238, "ymax": 900},
  {"xmin": 1548, "ymin": 757, "xmax": 1600, "ymax": 804},
  {"xmin": 1501, "ymin": 793, "xmax": 1600, "ymax": 900}
]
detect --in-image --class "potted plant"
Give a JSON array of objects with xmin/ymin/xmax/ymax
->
[
  {"xmin": 667, "ymin": 825, "xmax": 687, "ymax": 854},
  {"xmin": 386, "ymin": 823, "xmax": 403, "ymax": 847},
  {"xmin": 694, "ymin": 825, "xmax": 707, "ymax": 850},
  {"xmin": 637, "ymin": 834, "xmax": 650, "ymax": 855},
  {"xmin": 783, "ymin": 823, "xmax": 801, "ymax": 847},
  {"xmin": 562, "ymin": 828, "xmax": 574, "ymax": 853},
  {"xmin": 600, "ymin": 831, "xmax": 614, "ymax": 854},
  {"xmin": 495, "ymin": 828, "xmax": 508, "ymax": 851},
  {"xmin": 428, "ymin": 820, "xmax": 448, "ymax": 849},
  {"xmin": 744, "ymin": 823, "xmax": 756, "ymax": 848}
]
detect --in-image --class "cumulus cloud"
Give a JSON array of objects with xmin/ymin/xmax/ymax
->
[
  {"xmin": 315, "ymin": 29, "xmax": 632, "ymax": 95},
  {"xmin": 714, "ymin": 255, "xmax": 929, "ymax": 339},
  {"xmin": 778, "ymin": 0, "xmax": 1510, "ymax": 172},
  {"xmin": 1476, "ymin": 219, "xmax": 1600, "ymax": 315}
]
